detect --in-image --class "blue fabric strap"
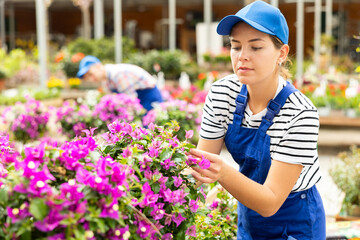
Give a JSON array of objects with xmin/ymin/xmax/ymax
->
[
  {"xmin": 263, "ymin": 81, "xmax": 298, "ymax": 123},
  {"xmin": 234, "ymin": 84, "xmax": 248, "ymax": 115}
]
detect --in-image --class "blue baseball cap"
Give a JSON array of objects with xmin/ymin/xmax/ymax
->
[
  {"xmin": 216, "ymin": 0, "xmax": 289, "ymax": 44},
  {"xmin": 76, "ymin": 55, "xmax": 101, "ymax": 78}
]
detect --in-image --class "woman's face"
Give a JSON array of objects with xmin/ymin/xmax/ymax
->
[
  {"xmin": 229, "ymin": 22, "xmax": 287, "ymax": 86},
  {"xmin": 83, "ymin": 64, "xmax": 106, "ymax": 83}
]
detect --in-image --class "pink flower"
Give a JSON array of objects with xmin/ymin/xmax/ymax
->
[
  {"xmin": 172, "ymin": 213, "xmax": 186, "ymax": 227},
  {"xmin": 136, "ymin": 220, "xmax": 151, "ymax": 238},
  {"xmin": 186, "ymin": 225, "xmax": 197, "ymax": 237},
  {"xmin": 99, "ymin": 199, "xmax": 120, "ymax": 220},
  {"xmin": 33, "ymin": 209, "xmax": 65, "ymax": 232},
  {"xmin": 172, "ymin": 176, "xmax": 183, "ymax": 188},
  {"xmin": 161, "ymin": 158, "xmax": 176, "ymax": 170},
  {"xmin": 199, "ymin": 156, "xmax": 211, "ymax": 169},
  {"xmin": 185, "ymin": 130, "xmax": 194, "ymax": 139},
  {"xmin": 189, "ymin": 199, "xmax": 199, "ymax": 212}
]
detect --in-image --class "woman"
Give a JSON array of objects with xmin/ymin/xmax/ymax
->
[
  {"xmin": 189, "ymin": 1, "xmax": 326, "ymax": 239},
  {"xmin": 77, "ymin": 56, "xmax": 163, "ymax": 111}
]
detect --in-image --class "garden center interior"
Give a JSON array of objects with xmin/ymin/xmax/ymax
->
[{"xmin": 0, "ymin": 0, "xmax": 360, "ymax": 239}]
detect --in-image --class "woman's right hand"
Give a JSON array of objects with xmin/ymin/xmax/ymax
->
[{"xmin": 188, "ymin": 148, "xmax": 225, "ymax": 184}]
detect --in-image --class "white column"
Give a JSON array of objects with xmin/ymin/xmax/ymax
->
[
  {"xmin": 0, "ymin": 0, "xmax": 5, "ymax": 49},
  {"xmin": 270, "ymin": 0, "xmax": 279, "ymax": 8},
  {"xmin": 36, "ymin": 0, "xmax": 48, "ymax": 88},
  {"xmin": 325, "ymin": 0, "xmax": 332, "ymax": 58},
  {"xmin": 9, "ymin": 2, "xmax": 15, "ymax": 50},
  {"xmin": 114, "ymin": 0, "xmax": 122, "ymax": 63},
  {"xmin": 314, "ymin": 0, "xmax": 321, "ymax": 70},
  {"xmin": 296, "ymin": 0, "xmax": 304, "ymax": 87},
  {"xmin": 169, "ymin": 0, "xmax": 176, "ymax": 51},
  {"xmin": 94, "ymin": 0, "xmax": 104, "ymax": 39},
  {"xmin": 204, "ymin": 0, "xmax": 212, "ymax": 53}
]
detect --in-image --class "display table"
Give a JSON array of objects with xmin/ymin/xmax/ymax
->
[
  {"xmin": 318, "ymin": 116, "xmax": 360, "ymax": 148},
  {"xmin": 320, "ymin": 116, "xmax": 360, "ymax": 128}
]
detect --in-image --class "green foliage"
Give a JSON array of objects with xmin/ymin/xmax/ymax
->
[
  {"xmin": 288, "ymin": 57, "xmax": 313, "ymax": 79},
  {"xmin": 67, "ymin": 37, "xmax": 137, "ymax": 62},
  {"xmin": 0, "ymin": 88, "xmax": 60, "ymax": 105},
  {"xmin": 330, "ymin": 146, "xmax": 360, "ymax": 216},
  {"xmin": 189, "ymin": 185, "xmax": 237, "ymax": 239},
  {"xmin": 62, "ymin": 60, "xmax": 80, "ymax": 78},
  {"xmin": 0, "ymin": 68, "xmax": 6, "ymax": 79},
  {"xmin": 128, "ymin": 50, "xmax": 192, "ymax": 79},
  {"xmin": 309, "ymin": 95, "xmax": 328, "ymax": 108},
  {"xmin": 0, "ymin": 48, "xmax": 32, "ymax": 78}
]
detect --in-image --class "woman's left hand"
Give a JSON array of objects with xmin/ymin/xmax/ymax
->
[{"xmin": 188, "ymin": 148, "xmax": 224, "ymax": 184}]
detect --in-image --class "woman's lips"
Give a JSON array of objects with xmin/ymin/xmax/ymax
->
[{"xmin": 238, "ymin": 66, "xmax": 253, "ymax": 73}]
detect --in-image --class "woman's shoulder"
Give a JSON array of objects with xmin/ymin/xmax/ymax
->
[{"xmin": 210, "ymin": 74, "xmax": 241, "ymax": 95}]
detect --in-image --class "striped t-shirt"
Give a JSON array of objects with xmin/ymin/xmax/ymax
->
[
  {"xmin": 104, "ymin": 64, "xmax": 156, "ymax": 97},
  {"xmin": 200, "ymin": 74, "xmax": 321, "ymax": 192}
]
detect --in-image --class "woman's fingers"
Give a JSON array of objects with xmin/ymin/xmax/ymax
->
[{"xmin": 191, "ymin": 170, "xmax": 215, "ymax": 184}]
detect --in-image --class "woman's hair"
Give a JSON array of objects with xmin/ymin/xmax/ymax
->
[{"xmin": 270, "ymin": 35, "xmax": 292, "ymax": 80}]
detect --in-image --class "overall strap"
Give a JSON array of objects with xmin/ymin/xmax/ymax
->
[
  {"xmin": 234, "ymin": 84, "xmax": 248, "ymax": 118},
  {"xmin": 260, "ymin": 81, "xmax": 298, "ymax": 132}
]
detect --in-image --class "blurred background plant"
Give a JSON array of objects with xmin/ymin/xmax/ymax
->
[
  {"xmin": 330, "ymin": 146, "xmax": 360, "ymax": 217},
  {"xmin": 46, "ymin": 76, "xmax": 65, "ymax": 90}
]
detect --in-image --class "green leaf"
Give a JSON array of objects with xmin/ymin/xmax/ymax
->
[
  {"xmin": 0, "ymin": 188, "xmax": 8, "ymax": 206},
  {"xmin": 152, "ymin": 183, "xmax": 160, "ymax": 194},
  {"xmin": 29, "ymin": 198, "xmax": 49, "ymax": 220},
  {"xmin": 19, "ymin": 231, "xmax": 31, "ymax": 240},
  {"xmin": 160, "ymin": 148, "xmax": 172, "ymax": 161},
  {"xmin": 74, "ymin": 227, "xmax": 86, "ymax": 240}
]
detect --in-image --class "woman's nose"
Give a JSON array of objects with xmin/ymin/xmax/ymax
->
[{"xmin": 238, "ymin": 49, "xmax": 249, "ymax": 61}]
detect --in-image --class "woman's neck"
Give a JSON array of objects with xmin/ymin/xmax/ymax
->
[{"xmin": 247, "ymin": 77, "xmax": 279, "ymax": 115}]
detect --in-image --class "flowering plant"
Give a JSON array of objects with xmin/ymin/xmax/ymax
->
[
  {"xmin": 68, "ymin": 78, "xmax": 82, "ymax": 89},
  {"xmin": 189, "ymin": 184, "xmax": 238, "ymax": 239},
  {"xmin": 0, "ymin": 120, "xmax": 210, "ymax": 239},
  {"xmin": 163, "ymin": 85, "xmax": 208, "ymax": 105},
  {"xmin": 56, "ymin": 100, "xmax": 93, "ymax": 138},
  {"xmin": 47, "ymin": 76, "xmax": 65, "ymax": 90},
  {"xmin": 142, "ymin": 100, "xmax": 202, "ymax": 143},
  {"xmin": 1, "ymin": 98, "xmax": 50, "ymax": 143},
  {"xmin": 92, "ymin": 93, "xmax": 145, "ymax": 133},
  {"xmin": 196, "ymin": 71, "xmax": 219, "ymax": 90},
  {"xmin": 55, "ymin": 50, "xmax": 85, "ymax": 78}
]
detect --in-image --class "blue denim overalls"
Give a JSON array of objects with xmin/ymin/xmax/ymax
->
[{"xmin": 224, "ymin": 82, "xmax": 326, "ymax": 240}]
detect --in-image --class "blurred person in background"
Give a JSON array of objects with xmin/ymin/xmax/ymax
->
[{"xmin": 77, "ymin": 56, "xmax": 163, "ymax": 111}]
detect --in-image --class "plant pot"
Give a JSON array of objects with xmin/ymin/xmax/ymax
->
[
  {"xmin": 345, "ymin": 109, "xmax": 358, "ymax": 118},
  {"xmin": 318, "ymin": 106, "xmax": 331, "ymax": 117}
]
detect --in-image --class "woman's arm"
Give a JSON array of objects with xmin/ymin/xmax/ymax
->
[
  {"xmin": 196, "ymin": 137, "xmax": 224, "ymax": 155},
  {"xmin": 190, "ymin": 148, "xmax": 303, "ymax": 217}
]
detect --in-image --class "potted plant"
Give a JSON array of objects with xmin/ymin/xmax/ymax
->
[
  {"xmin": 309, "ymin": 95, "xmax": 331, "ymax": 117},
  {"xmin": 330, "ymin": 146, "xmax": 360, "ymax": 219}
]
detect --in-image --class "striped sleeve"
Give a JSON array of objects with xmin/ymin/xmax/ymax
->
[
  {"xmin": 199, "ymin": 87, "xmax": 227, "ymax": 140},
  {"xmin": 272, "ymin": 107, "xmax": 320, "ymax": 166}
]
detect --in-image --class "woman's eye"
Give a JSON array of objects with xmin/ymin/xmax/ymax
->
[
  {"xmin": 231, "ymin": 46, "xmax": 241, "ymax": 50},
  {"xmin": 252, "ymin": 47, "xmax": 262, "ymax": 51}
]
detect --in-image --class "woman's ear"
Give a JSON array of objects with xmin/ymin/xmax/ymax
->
[{"xmin": 278, "ymin": 44, "xmax": 289, "ymax": 64}]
